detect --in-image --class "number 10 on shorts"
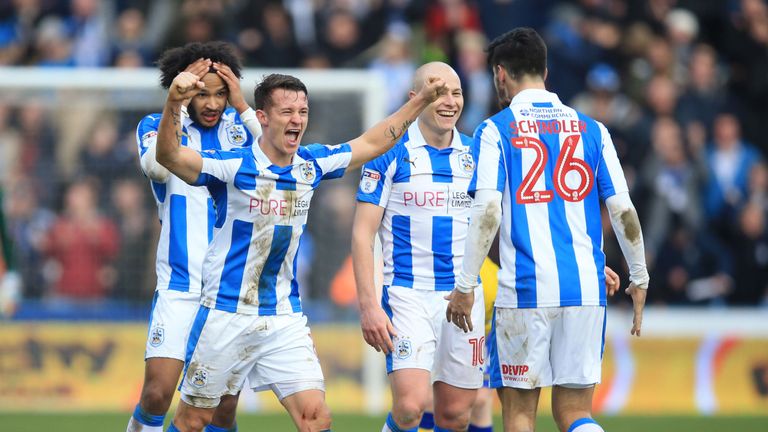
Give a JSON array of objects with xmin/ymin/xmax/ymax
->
[{"xmin": 469, "ymin": 337, "xmax": 485, "ymax": 366}]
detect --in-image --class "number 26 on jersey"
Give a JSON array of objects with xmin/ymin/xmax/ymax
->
[{"xmin": 512, "ymin": 135, "xmax": 594, "ymax": 204}]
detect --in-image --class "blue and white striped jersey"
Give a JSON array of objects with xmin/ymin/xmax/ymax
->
[
  {"xmin": 193, "ymin": 142, "xmax": 352, "ymax": 315},
  {"xmin": 469, "ymin": 89, "xmax": 628, "ymax": 308},
  {"xmin": 356, "ymin": 120, "xmax": 475, "ymax": 291},
  {"xmin": 136, "ymin": 108, "xmax": 255, "ymax": 293}
]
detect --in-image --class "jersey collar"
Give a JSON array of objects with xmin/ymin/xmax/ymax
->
[
  {"xmin": 405, "ymin": 119, "xmax": 464, "ymax": 151},
  {"xmin": 252, "ymin": 140, "xmax": 306, "ymax": 169},
  {"xmin": 509, "ymin": 88, "xmax": 562, "ymax": 107}
]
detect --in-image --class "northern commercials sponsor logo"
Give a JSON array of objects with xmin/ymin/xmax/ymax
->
[
  {"xmin": 141, "ymin": 130, "xmax": 158, "ymax": 142},
  {"xmin": 360, "ymin": 169, "xmax": 381, "ymax": 194},
  {"xmin": 149, "ymin": 326, "xmax": 164, "ymax": 347},
  {"xmin": 395, "ymin": 338, "xmax": 412, "ymax": 359},
  {"xmin": 226, "ymin": 124, "xmax": 246, "ymax": 145}
]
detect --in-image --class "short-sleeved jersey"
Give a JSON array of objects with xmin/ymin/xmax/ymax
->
[
  {"xmin": 356, "ymin": 120, "xmax": 474, "ymax": 291},
  {"xmin": 469, "ymin": 89, "xmax": 628, "ymax": 308},
  {"xmin": 136, "ymin": 108, "xmax": 255, "ymax": 293},
  {"xmin": 194, "ymin": 142, "xmax": 352, "ymax": 315}
]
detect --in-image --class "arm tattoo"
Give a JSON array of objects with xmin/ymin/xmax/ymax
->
[
  {"xmin": 386, "ymin": 120, "xmax": 413, "ymax": 142},
  {"xmin": 170, "ymin": 108, "xmax": 182, "ymax": 145}
]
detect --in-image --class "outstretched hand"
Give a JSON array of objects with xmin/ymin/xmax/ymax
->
[
  {"xmin": 625, "ymin": 282, "xmax": 647, "ymax": 336},
  {"xmin": 418, "ymin": 76, "xmax": 449, "ymax": 104}
]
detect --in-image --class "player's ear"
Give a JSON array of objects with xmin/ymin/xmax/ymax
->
[
  {"xmin": 408, "ymin": 90, "xmax": 417, "ymax": 100},
  {"xmin": 256, "ymin": 109, "xmax": 268, "ymax": 126},
  {"xmin": 543, "ymin": 67, "xmax": 548, "ymax": 82}
]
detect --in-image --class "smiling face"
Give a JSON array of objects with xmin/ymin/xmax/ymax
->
[
  {"xmin": 188, "ymin": 72, "xmax": 228, "ymax": 127},
  {"xmin": 257, "ymin": 88, "xmax": 309, "ymax": 166},
  {"xmin": 412, "ymin": 62, "xmax": 464, "ymax": 136}
]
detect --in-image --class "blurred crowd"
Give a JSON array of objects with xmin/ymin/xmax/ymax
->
[{"xmin": 0, "ymin": 0, "xmax": 767, "ymax": 312}]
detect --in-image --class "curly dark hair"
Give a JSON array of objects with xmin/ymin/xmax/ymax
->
[
  {"xmin": 253, "ymin": 74, "xmax": 308, "ymax": 110},
  {"xmin": 157, "ymin": 41, "xmax": 242, "ymax": 89}
]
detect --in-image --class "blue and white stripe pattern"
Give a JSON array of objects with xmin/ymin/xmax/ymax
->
[
  {"xmin": 356, "ymin": 120, "xmax": 474, "ymax": 291},
  {"xmin": 194, "ymin": 142, "xmax": 352, "ymax": 315},
  {"xmin": 135, "ymin": 108, "xmax": 254, "ymax": 293},
  {"xmin": 470, "ymin": 89, "xmax": 628, "ymax": 308}
]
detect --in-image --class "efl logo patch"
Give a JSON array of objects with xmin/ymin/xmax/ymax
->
[
  {"xmin": 226, "ymin": 124, "xmax": 246, "ymax": 145},
  {"xmin": 299, "ymin": 162, "xmax": 316, "ymax": 182},
  {"xmin": 190, "ymin": 367, "xmax": 209, "ymax": 388},
  {"xmin": 395, "ymin": 338, "xmax": 412, "ymax": 359},
  {"xmin": 149, "ymin": 326, "xmax": 164, "ymax": 347},
  {"xmin": 360, "ymin": 169, "xmax": 381, "ymax": 194},
  {"xmin": 458, "ymin": 151, "xmax": 475, "ymax": 174}
]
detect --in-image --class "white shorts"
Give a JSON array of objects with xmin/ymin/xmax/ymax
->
[
  {"xmin": 383, "ymin": 285, "xmax": 485, "ymax": 389},
  {"xmin": 179, "ymin": 307, "xmax": 325, "ymax": 408},
  {"xmin": 145, "ymin": 289, "xmax": 201, "ymax": 361},
  {"xmin": 487, "ymin": 306, "xmax": 606, "ymax": 389}
]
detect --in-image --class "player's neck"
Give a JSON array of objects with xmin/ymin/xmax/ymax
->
[
  {"xmin": 509, "ymin": 76, "xmax": 546, "ymax": 99},
  {"xmin": 258, "ymin": 139, "xmax": 293, "ymax": 167},
  {"xmin": 418, "ymin": 121, "xmax": 453, "ymax": 150}
]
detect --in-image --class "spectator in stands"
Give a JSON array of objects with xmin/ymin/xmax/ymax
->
[
  {"xmin": 455, "ymin": 30, "xmax": 492, "ymax": 133},
  {"xmin": 66, "ymin": 0, "xmax": 111, "ymax": 67},
  {"xmin": 78, "ymin": 115, "xmax": 133, "ymax": 207},
  {"xmin": 677, "ymin": 44, "xmax": 727, "ymax": 135},
  {"xmin": 41, "ymin": 179, "xmax": 119, "ymax": 300},
  {"xmin": 110, "ymin": 178, "xmax": 153, "ymax": 302},
  {"xmin": 702, "ymin": 112, "xmax": 762, "ymax": 227},
  {"xmin": 369, "ymin": 22, "xmax": 416, "ymax": 114},
  {"xmin": 5, "ymin": 180, "xmax": 54, "ymax": 299},
  {"xmin": 731, "ymin": 201, "xmax": 768, "ymax": 305}
]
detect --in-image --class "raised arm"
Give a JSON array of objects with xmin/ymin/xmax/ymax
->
[
  {"xmin": 346, "ymin": 77, "xmax": 447, "ymax": 171},
  {"xmin": 351, "ymin": 202, "xmax": 396, "ymax": 353},
  {"xmin": 155, "ymin": 65, "xmax": 209, "ymax": 184}
]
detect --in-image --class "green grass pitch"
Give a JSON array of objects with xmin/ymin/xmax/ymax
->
[{"xmin": 1, "ymin": 413, "xmax": 766, "ymax": 431}]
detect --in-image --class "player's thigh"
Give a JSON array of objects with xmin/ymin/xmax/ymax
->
[
  {"xmin": 487, "ymin": 307, "xmax": 553, "ymax": 389},
  {"xmin": 145, "ymin": 289, "xmax": 201, "ymax": 361},
  {"xmin": 551, "ymin": 386, "xmax": 595, "ymax": 431},
  {"xmin": 143, "ymin": 357, "xmax": 184, "ymax": 394},
  {"xmin": 432, "ymin": 287, "xmax": 485, "ymax": 389},
  {"xmin": 389, "ymin": 368, "xmax": 432, "ymax": 411},
  {"xmin": 179, "ymin": 307, "xmax": 259, "ymax": 409},
  {"xmin": 550, "ymin": 306, "xmax": 605, "ymax": 387},
  {"xmin": 497, "ymin": 387, "xmax": 540, "ymax": 431},
  {"xmin": 247, "ymin": 314, "xmax": 325, "ymax": 397},
  {"xmin": 384, "ymin": 286, "xmax": 438, "ymax": 374}
]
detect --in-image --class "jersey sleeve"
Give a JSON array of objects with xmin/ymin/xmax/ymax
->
[
  {"xmin": 135, "ymin": 114, "xmax": 172, "ymax": 182},
  {"xmin": 193, "ymin": 149, "xmax": 246, "ymax": 186},
  {"xmin": 304, "ymin": 143, "xmax": 353, "ymax": 180},
  {"xmin": 595, "ymin": 121, "xmax": 629, "ymax": 201},
  {"xmin": 468, "ymin": 119, "xmax": 506, "ymax": 197},
  {"xmin": 356, "ymin": 146, "xmax": 398, "ymax": 207}
]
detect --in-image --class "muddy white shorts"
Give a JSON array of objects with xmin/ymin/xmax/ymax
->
[
  {"xmin": 383, "ymin": 285, "xmax": 485, "ymax": 389},
  {"xmin": 179, "ymin": 307, "xmax": 324, "ymax": 408},
  {"xmin": 145, "ymin": 289, "xmax": 201, "ymax": 361},
  {"xmin": 487, "ymin": 306, "xmax": 606, "ymax": 389}
]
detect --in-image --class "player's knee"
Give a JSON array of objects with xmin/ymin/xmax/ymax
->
[
  {"xmin": 392, "ymin": 399, "xmax": 425, "ymax": 428},
  {"xmin": 211, "ymin": 395, "xmax": 238, "ymax": 426},
  {"xmin": 175, "ymin": 413, "xmax": 212, "ymax": 432},
  {"xmin": 435, "ymin": 405, "xmax": 471, "ymax": 431},
  {"xmin": 302, "ymin": 400, "xmax": 332, "ymax": 429},
  {"xmin": 140, "ymin": 382, "xmax": 174, "ymax": 413}
]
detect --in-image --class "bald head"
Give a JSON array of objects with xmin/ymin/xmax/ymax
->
[{"xmin": 413, "ymin": 62, "xmax": 460, "ymax": 92}]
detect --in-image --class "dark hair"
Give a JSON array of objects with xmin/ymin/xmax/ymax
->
[
  {"xmin": 253, "ymin": 74, "xmax": 308, "ymax": 110},
  {"xmin": 486, "ymin": 27, "xmax": 547, "ymax": 80},
  {"xmin": 157, "ymin": 41, "xmax": 242, "ymax": 89}
]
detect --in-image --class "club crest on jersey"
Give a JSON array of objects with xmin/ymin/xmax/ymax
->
[
  {"xmin": 149, "ymin": 326, "xmax": 164, "ymax": 347},
  {"xmin": 360, "ymin": 169, "xmax": 381, "ymax": 194},
  {"xmin": 395, "ymin": 339, "xmax": 412, "ymax": 359},
  {"xmin": 226, "ymin": 124, "xmax": 246, "ymax": 145},
  {"xmin": 299, "ymin": 162, "xmax": 316, "ymax": 182},
  {"xmin": 190, "ymin": 367, "xmax": 209, "ymax": 388},
  {"xmin": 458, "ymin": 151, "xmax": 475, "ymax": 174}
]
